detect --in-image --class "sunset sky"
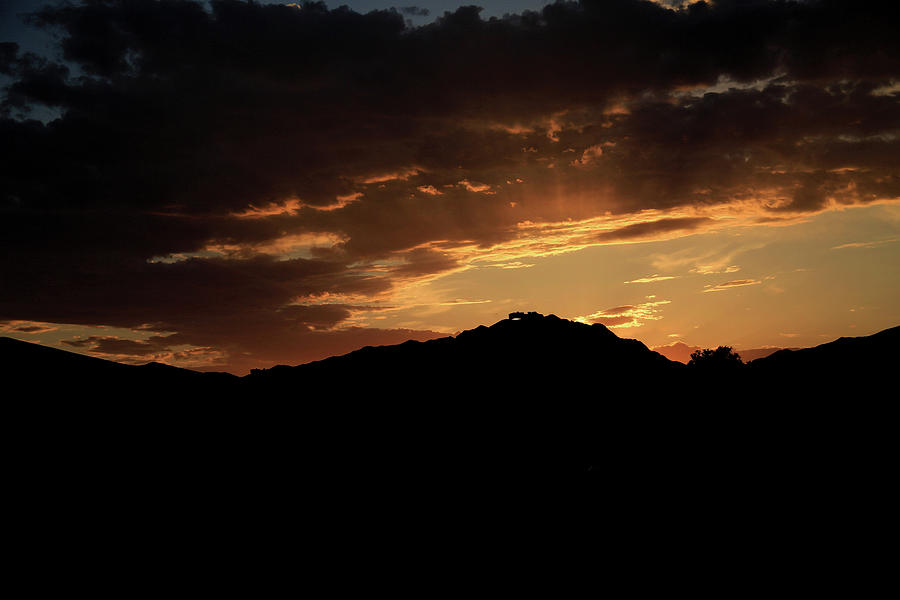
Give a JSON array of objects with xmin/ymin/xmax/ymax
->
[{"xmin": 2, "ymin": 0, "xmax": 898, "ymax": 374}]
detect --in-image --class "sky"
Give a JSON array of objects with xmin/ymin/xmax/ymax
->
[{"xmin": 1, "ymin": 0, "xmax": 898, "ymax": 374}]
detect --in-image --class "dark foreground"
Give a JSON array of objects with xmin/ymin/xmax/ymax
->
[
  {"xmin": 5, "ymin": 314, "xmax": 897, "ymax": 472},
  {"xmin": 3, "ymin": 316, "xmax": 897, "ymax": 568}
]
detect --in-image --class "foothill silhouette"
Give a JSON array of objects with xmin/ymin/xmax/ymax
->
[{"xmin": 2, "ymin": 314, "xmax": 896, "ymax": 504}]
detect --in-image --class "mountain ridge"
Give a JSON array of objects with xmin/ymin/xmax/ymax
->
[
  {"xmin": 4, "ymin": 315, "xmax": 897, "ymax": 489},
  {"xmin": 0, "ymin": 335, "xmax": 237, "ymax": 384},
  {"xmin": 4, "ymin": 315, "xmax": 898, "ymax": 389},
  {"xmin": 248, "ymin": 312, "xmax": 680, "ymax": 384}
]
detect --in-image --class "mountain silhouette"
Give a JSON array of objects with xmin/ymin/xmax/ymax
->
[
  {"xmin": 0, "ymin": 336, "xmax": 236, "ymax": 387},
  {"xmin": 5, "ymin": 313, "xmax": 897, "ymax": 554},
  {"xmin": 749, "ymin": 325, "xmax": 899, "ymax": 376},
  {"xmin": 248, "ymin": 312, "xmax": 682, "ymax": 398},
  {"xmin": 5, "ymin": 313, "xmax": 897, "ymax": 405},
  {"xmin": 5, "ymin": 314, "xmax": 897, "ymax": 406},
  {"xmin": 3, "ymin": 315, "xmax": 897, "ymax": 477},
  {"xmin": 2, "ymin": 314, "xmax": 690, "ymax": 482}
]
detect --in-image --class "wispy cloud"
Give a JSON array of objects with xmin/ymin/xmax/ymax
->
[
  {"xmin": 231, "ymin": 198, "xmax": 304, "ymax": 219},
  {"xmin": 438, "ymin": 299, "xmax": 493, "ymax": 306},
  {"xmin": 481, "ymin": 261, "xmax": 535, "ymax": 270},
  {"xmin": 702, "ymin": 279, "xmax": 762, "ymax": 292},
  {"xmin": 357, "ymin": 167, "xmax": 422, "ymax": 185},
  {"xmin": 575, "ymin": 300, "xmax": 671, "ymax": 328},
  {"xmin": 625, "ymin": 274, "xmax": 678, "ymax": 284},
  {"xmin": 691, "ymin": 264, "xmax": 741, "ymax": 274},
  {"xmin": 831, "ymin": 238, "xmax": 899, "ymax": 250}
]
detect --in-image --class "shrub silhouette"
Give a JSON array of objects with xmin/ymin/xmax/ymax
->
[{"xmin": 687, "ymin": 346, "xmax": 744, "ymax": 370}]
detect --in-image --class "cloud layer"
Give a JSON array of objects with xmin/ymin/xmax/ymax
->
[{"xmin": 1, "ymin": 0, "xmax": 898, "ymax": 371}]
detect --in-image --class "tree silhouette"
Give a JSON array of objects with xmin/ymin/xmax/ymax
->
[{"xmin": 688, "ymin": 346, "xmax": 744, "ymax": 370}]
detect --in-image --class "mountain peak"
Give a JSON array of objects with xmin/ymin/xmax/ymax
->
[
  {"xmin": 507, "ymin": 311, "xmax": 550, "ymax": 321},
  {"xmin": 249, "ymin": 311, "xmax": 675, "ymax": 395}
]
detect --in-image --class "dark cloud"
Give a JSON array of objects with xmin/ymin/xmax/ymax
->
[
  {"xmin": 1, "ymin": 0, "xmax": 898, "ymax": 371},
  {"xmin": 595, "ymin": 217, "xmax": 712, "ymax": 241},
  {"xmin": 63, "ymin": 335, "xmax": 172, "ymax": 356},
  {"xmin": 0, "ymin": 42, "xmax": 18, "ymax": 74},
  {"xmin": 59, "ymin": 319, "xmax": 445, "ymax": 372},
  {"xmin": 0, "ymin": 321, "xmax": 57, "ymax": 333},
  {"xmin": 400, "ymin": 6, "xmax": 430, "ymax": 17},
  {"xmin": 589, "ymin": 315, "xmax": 634, "ymax": 327}
]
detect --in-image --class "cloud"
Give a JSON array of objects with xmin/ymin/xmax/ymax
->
[
  {"xmin": 575, "ymin": 300, "xmax": 671, "ymax": 328},
  {"xmin": 0, "ymin": 320, "xmax": 58, "ymax": 334},
  {"xmin": 594, "ymin": 218, "xmax": 713, "ymax": 242},
  {"xmin": 59, "ymin": 307, "xmax": 447, "ymax": 374},
  {"xmin": 691, "ymin": 265, "xmax": 741, "ymax": 275},
  {"xmin": 458, "ymin": 179, "xmax": 492, "ymax": 193},
  {"xmin": 63, "ymin": 335, "xmax": 173, "ymax": 356},
  {"xmin": 625, "ymin": 274, "xmax": 678, "ymax": 284},
  {"xmin": 702, "ymin": 279, "xmax": 763, "ymax": 292},
  {"xmin": 61, "ymin": 333, "xmax": 231, "ymax": 368},
  {"xmin": 400, "ymin": 7, "xmax": 430, "ymax": 17},
  {"xmin": 438, "ymin": 299, "xmax": 492, "ymax": 306},
  {"xmin": 231, "ymin": 198, "xmax": 305, "ymax": 219},
  {"xmin": 595, "ymin": 305, "xmax": 635, "ymax": 316},
  {"xmin": 482, "ymin": 261, "xmax": 535, "ymax": 270},
  {"xmin": 417, "ymin": 185, "xmax": 442, "ymax": 196},
  {"xmin": 831, "ymin": 237, "xmax": 900, "ymax": 250}
]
